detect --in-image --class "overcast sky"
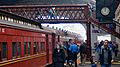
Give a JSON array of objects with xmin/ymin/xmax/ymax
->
[{"xmin": 42, "ymin": 23, "xmax": 86, "ymax": 40}]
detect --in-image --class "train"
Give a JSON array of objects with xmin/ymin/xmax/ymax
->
[{"xmin": 0, "ymin": 10, "xmax": 81, "ymax": 67}]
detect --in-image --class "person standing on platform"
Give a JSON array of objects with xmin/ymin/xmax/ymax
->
[
  {"xmin": 80, "ymin": 40, "xmax": 87, "ymax": 65},
  {"xmin": 69, "ymin": 40, "xmax": 79, "ymax": 67},
  {"xmin": 114, "ymin": 42, "xmax": 119, "ymax": 58},
  {"xmin": 52, "ymin": 44, "xmax": 65, "ymax": 67},
  {"xmin": 99, "ymin": 40, "xmax": 112, "ymax": 67},
  {"xmin": 112, "ymin": 41, "xmax": 119, "ymax": 61},
  {"xmin": 59, "ymin": 41, "xmax": 68, "ymax": 61},
  {"xmin": 66, "ymin": 39, "xmax": 73, "ymax": 64}
]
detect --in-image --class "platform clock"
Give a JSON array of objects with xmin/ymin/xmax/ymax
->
[{"xmin": 101, "ymin": 7, "xmax": 110, "ymax": 16}]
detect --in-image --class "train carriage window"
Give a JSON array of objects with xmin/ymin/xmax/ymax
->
[
  {"xmin": 40, "ymin": 42, "xmax": 45, "ymax": 52},
  {"xmin": 1, "ymin": 42, "xmax": 7, "ymax": 60},
  {"xmin": 24, "ymin": 42, "xmax": 27, "ymax": 55},
  {"xmin": 33, "ymin": 42, "xmax": 37, "ymax": 54},
  {"xmin": 24, "ymin": 42, "xmax": 31, "ymax": 55},
  {"xmin": 12, "ymin": 42, "xmax": 21, "ymax": 58},
  {"xmin": 17, "ymin": 42, "xmax": 21, "ymax": 57},
  {"xmin": 12, "ymin": 42, "xmax": 17, "ymax": 58},
  {"xmin": 28, "ymin": 42, "xmax": 31, "ymax": 55},
  {"xmin": 37, "ymin": 42, "xmax": 39, "ymax": 53},
  {"xmin": 33, "ymin": 42, "xmax": 39, "ymax": 54}
]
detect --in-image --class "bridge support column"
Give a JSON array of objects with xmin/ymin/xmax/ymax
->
[{"xmin": 86, "ymin": 22, "xmax": 91, "ymax": 59}]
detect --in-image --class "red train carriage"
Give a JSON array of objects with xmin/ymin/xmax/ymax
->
[
  {"xmin": 0, "ymin": 10, "xmax": 55, "ymax": 67},
  {"xmin": 0, "ymin": 10, "xmax": 81, "ymax": 67}
]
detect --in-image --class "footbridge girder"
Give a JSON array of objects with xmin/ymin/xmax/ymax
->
[{"xmin": 0, "ymin": 4, "xmax": 89, "ymax": 23}]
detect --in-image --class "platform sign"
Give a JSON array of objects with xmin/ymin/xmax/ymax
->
[{"xmin": 96, "ymin": 0, "xmax": 116, "ymax": 23}]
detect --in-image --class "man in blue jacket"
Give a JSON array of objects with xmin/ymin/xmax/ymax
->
[{"xmin": 69, "ymin": 39, "xmax": 79, "ymax": 67}]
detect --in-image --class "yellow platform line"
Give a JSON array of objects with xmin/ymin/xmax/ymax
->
[
  {"xmin": 77, "ymin": 59, "xmax": 120, "ymax": 65},
  {"xmin": 112, "ymin": 61, "xmax": 120, "ymax": 64}
]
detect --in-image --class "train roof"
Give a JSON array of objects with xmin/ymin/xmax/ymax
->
[
  {"xmin": 42, "ymin": 26, "xmax": 81, "ymax": 38},
  {"xmin": 0, "ymin": 9, "xmax": 42, "ymax": 29}
]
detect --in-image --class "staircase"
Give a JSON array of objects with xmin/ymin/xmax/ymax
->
[{"xmin": 89, "ymin": 17, "xmax": 120, "ymax": 39}]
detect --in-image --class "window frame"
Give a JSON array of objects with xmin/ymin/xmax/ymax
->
[
  {"xmin": 12, "ymin": 42, "xmax": 21, "ymax": 58},
  {"xmin": 33, "ymin": 42, "xmax": 39, "ymax": 54},
  {"xmin": 0, "ymin": 42, "xmax": 7, "ymax": 61},
  {"xmin": 24, "ymin": 42, "xmax": 31, "ymax": 56},
  {"xmin": 40, "ymin": 42, "xmax": 45, "ymax": 52}
]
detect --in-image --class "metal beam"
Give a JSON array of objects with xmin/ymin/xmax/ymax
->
[
  {"xmin": 39, "ymin": 19, "xmax": 87, "ymax": 23},
  {"xmin": 0, "ymin": 4, "xmax": 89, "ymax": 23}
]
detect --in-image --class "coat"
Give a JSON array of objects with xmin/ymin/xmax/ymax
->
[
  {"xmin": 99, "ymin": 46, "xmax": 112, "ymax": 65},
  {"xmin": 53, "ymin": 48, "xmax": 65, "ymax": 67}
]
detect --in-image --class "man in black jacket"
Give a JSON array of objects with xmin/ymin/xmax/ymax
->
[{"xmin": 53, "ymin": 44, "xmax": 65, "ymax": 67}]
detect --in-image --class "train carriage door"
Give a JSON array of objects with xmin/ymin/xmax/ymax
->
[
  {"xmin": 46, "ymin": 34, "xmax": 49, "ymax": 63},
  {"xmin": 52, "ymin": 33, "xmax": 56, "ymax": 49}
]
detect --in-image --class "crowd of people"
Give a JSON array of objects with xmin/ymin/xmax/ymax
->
[
  {"xmin": 52, "ymin": 39, "xmax": 119, "ymax": 67},
  {"xmin": 52, "ymin": 39, "xmax": 87, "ymax": 67}
]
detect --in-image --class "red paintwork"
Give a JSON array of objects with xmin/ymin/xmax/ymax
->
[{"xmin": 0, "ymin": 24, "xmax": 53, "ymax": 67}]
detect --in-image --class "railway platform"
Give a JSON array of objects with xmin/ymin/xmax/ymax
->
[
  {"xmin": 78, "ymin": 64, "xmax": 120, "ymax": 67},
  {"xmin": 75, "ymin": 52, "xmax": 120, "ymax": 67}
]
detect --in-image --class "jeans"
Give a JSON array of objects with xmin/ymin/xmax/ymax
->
[{"xmin": 101, "ymin": 64, "xmax": 111, "ymax": 67}]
